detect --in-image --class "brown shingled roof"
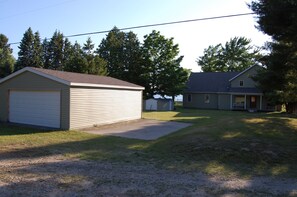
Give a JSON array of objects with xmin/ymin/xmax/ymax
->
[{"xmin": 29, "ymin": 67, "xmax": 143, "ymax": 89}]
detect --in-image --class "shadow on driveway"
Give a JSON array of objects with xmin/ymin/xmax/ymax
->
[{"xmin": 81, "ymin": 119, "xmax": 192, "ymax": 140}]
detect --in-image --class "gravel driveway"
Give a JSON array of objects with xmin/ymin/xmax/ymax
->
[
  {"xmin": 0, "ymin": 155, "xmax": 296, "ymax": 196},
  {"xmin": 81, "ymin": 119, "xmax": 192, "ymax": 140}
]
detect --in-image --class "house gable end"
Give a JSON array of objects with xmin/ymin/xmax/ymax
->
[
  {"xmin": 229, "ymin": 65, "xmax": 262, "ymax": 88},
  {"xmin": 0, "ymin": 67, "xmax": 70, "ymax": 86}
]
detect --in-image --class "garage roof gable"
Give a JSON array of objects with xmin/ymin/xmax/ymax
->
[{"xmin": 0, "ymin": 67, "xmax": 144, "ymax": 90}]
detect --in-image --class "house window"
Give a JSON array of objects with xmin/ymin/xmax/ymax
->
[
  {"xmin": 239, "ymin": 80, "xmax": 244, "ymax": 87},
  {"xmin": 187, "ymin": 94, "xmax": 192, "ymax": 102},
  {"xmin": 204, "ymin": 94, "xmax": 210, "ymax": 104}
]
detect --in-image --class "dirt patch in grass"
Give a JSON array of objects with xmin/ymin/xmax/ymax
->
[{"xmin": 0, "ymin": 154, "xmax": 296, "ymax": 196}]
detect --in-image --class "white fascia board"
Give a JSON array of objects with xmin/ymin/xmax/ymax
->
[
  {"xmin": 184, "ymin": 91, "xmax": 263, "ymax": 95},
  {"xmin": 70, "ymin": 82, "xmax": 145, "ymax": 90},
  {"xmin": 229, "ymin": 65, "xmax": 258, "ymax": 82},
  {"xmin": 0, "ymin": 67, "xmax": 28, "ymax": 84},
  {"xmin": 228, "ymin": 92, "xmax": 263, "ymax": 95}
]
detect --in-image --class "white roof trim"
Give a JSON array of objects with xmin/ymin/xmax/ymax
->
[
  {"xmin": 0, "ymin": 67, "xmax": 144, "ymax": 90},
  {"xmin": 229, "ymin": 65, "xmax": 259, "ymax": 82},
  {"xmin": 0, "ymin": 67, "xmax": 70, "ymax": 85},
  {"xmin": 229, "ymin": 92, "xmax": 263, "ymax": 95},
  {"xmin": 70, "ymin": 82, "xmax": 144, "ymax": 90},
  {"xmin": 185, "ymin": 91, "xmax": 263, "ymax": 95}
]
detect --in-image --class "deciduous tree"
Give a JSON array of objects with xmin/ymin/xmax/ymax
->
[
  {"xmin": 142, "ymin": 30, "xmax": 188, "ymax": 100},
  {"xmin": 197, "ymin": 37, "xmax": 262, "ymax": 72},
  {"xmin": 0, "ymin": 34, "xmax": 15, "ymax": 77}
]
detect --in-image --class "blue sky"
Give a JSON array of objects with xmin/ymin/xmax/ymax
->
[{"xmin": 0, "ymin": 0, "xmax": 270, "ymax": 72}]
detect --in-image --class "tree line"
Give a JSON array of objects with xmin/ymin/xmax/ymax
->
[{"xmin": 0, "ymin": 27, "xmax": 189, "ymax": 100}]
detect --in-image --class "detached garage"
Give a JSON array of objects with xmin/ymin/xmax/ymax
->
[{"xmin": 0, "ymin": 67, "xmax": 144, "ymax": 129}]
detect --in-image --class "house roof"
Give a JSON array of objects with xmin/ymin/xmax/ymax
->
[
  {"xmin": 185, "ymin": 72, "xmax": 239, "ymax": 93},
  {"xmin": 0, "ymin": 67, "xmax": 144, "ymax": 90},
  {"xmin": 185, "ymin": 70, "xmax": 262, "ymax": 94}
]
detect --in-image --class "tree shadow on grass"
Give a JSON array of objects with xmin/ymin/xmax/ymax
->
[
  {"xmin": 0, "ymin": 122, "xmax": 59, "ymax": 136},
  {"xmin": 145, "ymin": 110, "xmax": 297, "ymax": 178}
]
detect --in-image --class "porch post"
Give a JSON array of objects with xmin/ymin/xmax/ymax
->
[
  {"xmin": 230, "ymin": 94, "xmax": 233, "ymax": 110},
  {"xmin": 260, "ymin": 95, "xmax": 263, "ymax": 110},
  {"xmin": 244, "ymin": 94, "xmax": 247, "ymax": 110}
]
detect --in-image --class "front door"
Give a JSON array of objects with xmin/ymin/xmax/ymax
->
[{"xmin": 250, "ymin": 96, "xmax": 257, "ymax": 109}]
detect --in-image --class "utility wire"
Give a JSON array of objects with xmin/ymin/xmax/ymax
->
[{"xmin": 8, "ymin": 12, "xmax": 255, "ymax": 45}]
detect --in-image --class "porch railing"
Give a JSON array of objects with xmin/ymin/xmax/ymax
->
[{"xmin": 232, "ymin": 103, "xmax": 244, "ymax": 110}]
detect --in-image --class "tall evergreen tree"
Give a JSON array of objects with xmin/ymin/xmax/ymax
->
[
  {"xmin": 15, "ymin": 27, "xmax": 34, "ymax": 70},
  {"xmin": 122, "ymin": 31, "xmax": 144, "ymax": 85},
  {"xmin": 64, "ymin": 42, "xmax": 87, "ymax": 73},
  {"xmin": 48, "ymin": 31, "xmax": 65, "ymax": 70},
  {"xmin": 32, "ymin": 32, "xmax": 43, "ymax": 68},
  {"xmin": 96, "ymin": 27, "xmax": 143, "ymax": 82},
  {"xmin": 250, "ymin": 0, "xmax": 297, "ymax": 113},
  {"xmin": 83, "ymin": 38, "xmax": 107, "ymax": 75},
  {"xmin": 96, "ymin": 27, "xmax": 126, "ymax": 79},
  {"xmin": 15, "ymin": 28, "xmax": 43, "ymax": 70},
  {"xmin": 0, "ymin": 34, "xmax": 15, "ymax": 77},
  {"xmin": 42, "ymin": 38, "xmax": 51, "ymax": 69},
  {"xmin": 65, "ymin": 40, "xmax": 107, "ymax": 76},
  {"xmin": 83, "ymin": 37, "xmax": 95, "ymax": 55}
]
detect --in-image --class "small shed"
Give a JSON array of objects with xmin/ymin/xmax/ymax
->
[
  {"xmin": 145, "ymin": 98, "xmax": 174, "ymax": 111},
  {"xmin": 0, "ymin": 67, "xmax": 144, "ymax": 129}
]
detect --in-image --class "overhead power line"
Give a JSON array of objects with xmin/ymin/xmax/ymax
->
[{"xmin": 9, "ymin": 12, "xmax": 255, "ymax": 45}]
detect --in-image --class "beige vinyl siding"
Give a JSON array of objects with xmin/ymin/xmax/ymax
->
[
  {"xmin": 218, "ymin": 94, "xmax": 230, "ymax": 110},
  {"xmin": 0, "ymin": 71, "xmax": 70, "ymax": 129},
  {"xmin": 69, "ymin": 87, "xmax": 142, "ymax": 129},
  {"xmin": 183, "ymin": 93, "xmax": 218, "ymax": 109},
  {"xmin": 231, "ymin": 66, "xmax": 259, "ymax": 88}
]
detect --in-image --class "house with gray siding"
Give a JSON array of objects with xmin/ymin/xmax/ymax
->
[
  {"xmin": 183, "ymin": 65, "xmax": 274, "ymax": 111},
  {"xmin": 0, "ymin": 67, "xmax": 144, "ymax": 129}
]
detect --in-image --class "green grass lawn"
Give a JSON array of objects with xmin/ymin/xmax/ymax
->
[{"xmin": 1, "ymin": 108, "xmax": 297, "ymax": 178}]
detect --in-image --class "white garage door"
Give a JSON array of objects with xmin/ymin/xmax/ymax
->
[{"xmin": 9, "ymin": 91, "xmax": 61, "ymax": 128}]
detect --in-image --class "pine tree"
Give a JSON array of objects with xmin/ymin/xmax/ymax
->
[
  {"xmin": 83, "ymin": 37, "xmax": 94, "ymax": 55},
  {"xmin": 48, "ymin": 31, "xmax": 64, "ymax": 70},
  {"xmin": 96, "ymin": 27, "xmax": 126, "ymax": 79},
  {"xmin": 96, "ymin": 27, "xmax": 143, "ymax": 81},
  {"xmin": 15, "ymin": 28, "xmax": 35, "ymax": 70},
  {"xmin": 42, "ymin": 38, "xmax": 51, "ymax": 69},
  {"xmin": 15, "ymin": 28, "xmax": 43, "ymax": 70},
  {"xmin": 32, "ymin": 32, "xmax": 43, "ymax": 68},
  {"xmin": 0, "ymin": 34, "xmax": 15, "ymax": 77},
  {"xmin": 64, "ymin": 42, "xmax": 86, "ymax": 73},
  {"xmin": 250, "ymin": 0, "xmax": 297, "ymax": 113}
]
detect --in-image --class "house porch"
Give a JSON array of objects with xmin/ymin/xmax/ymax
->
[{"xmin": 230, "ymin": 94, "xmax": 274, "ymax": 111}]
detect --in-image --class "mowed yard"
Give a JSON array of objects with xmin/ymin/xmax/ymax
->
[{"xmin": 0, "ymin": 108, "xmax": 297, "ymax": 196}]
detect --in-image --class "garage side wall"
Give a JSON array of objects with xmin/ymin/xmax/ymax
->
[
  {"xmin": 0, "ymin": 71, "xmax": 70, "ymax": 129},
  {"xmin": 69, "ymin": 87, "xmax": 142, "ymax": 129}
]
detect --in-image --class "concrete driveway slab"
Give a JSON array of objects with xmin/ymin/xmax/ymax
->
[{"xmin": 81, "ymin": 119, "xmax": 192, "ymax": 140}]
